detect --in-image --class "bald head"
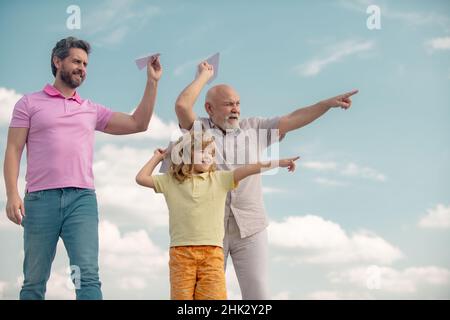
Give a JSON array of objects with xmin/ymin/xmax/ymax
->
[
  {"xmin": 206, "ymin": 84, "xmax": 239, "ymax": 105},
  {"xmin": 204, "ymin": 84, "xmax": 241, "ymax": 130}
]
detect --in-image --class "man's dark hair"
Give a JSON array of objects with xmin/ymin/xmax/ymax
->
[{"xmin": 51, "ymin": 37, "xmax": 91, "ymax": 77}]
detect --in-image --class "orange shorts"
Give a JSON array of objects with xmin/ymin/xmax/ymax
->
[{"xmin": 169, "ymin": 245, "xmax": 227, "ymax": 300}]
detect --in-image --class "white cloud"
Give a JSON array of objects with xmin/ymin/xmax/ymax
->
[
  {"xmin": 272, "ymin": 291, "xmax": 290, "ymax": 300},
  {"xmin": 340, "ymin": 162, "xmax": 386, "ymax": 182},
  {"xmin": 314, "ymin": 177, "xmax": 347, "ymax": 187},
  {"xmin": 93, "ymin": 144, "xmax": 169, "ymax": 228},
  {"xmin": 301, "ymin": 161, "xmax": 337, "ymax": 171},
  {"xmin": 117, "ymin": 276, "xmax": 148, "ymax": 290},
  {"xmin": 294, "ymin": 40, "xmax": 374, "ymax": 77},
  {"xmin": 0, "ymin": 87, "xmax": 22, "ymax": 126},
  {"xmin": 389, "ymin": 12, "xmax": 449, "ymax": 28},
  {"xmin": 46, "ymin": 269, "xmax": 77, "ymax": 300},
  {"xmin": 145, "ymin": 116, "xmax": 182, "ymax": 141},
  {"xmin": 425, "ymin": 37, "xmax": 450, "ymax": 53},
  {"xmin": 306, "ymin": 290, "xmax": 340, "ymax": 300},
  {"xmin": 418, "ymin": 204, "xmax": 450, "ymax": 229},
  {"xmin": 11, "ymin": 269, "xmax": 77, "ymax": 300},
  {"xmin": 300, "ymin": 160, "xmax": 386, "ymax": 183},
  {"xmin": 95, "ymin": 114, "xmax": 181, "ymax": 143},
  {"xmin": 99, "ymin": 220, "xmax": 169, "ymax": 297},
  {"xmin": 0, "ymin": 175, "xmax": 27, "ymax": 230},
  {"xmin": 269, "ymin": 215, "xmax": 403, "ymax": 265},
  {"xmin": 306, "ymin": 289, "xmax": 372, "ymax": 300},
  {"xmin": 0, "ymin": 281, "xmax": 7, "ymax": 299},
  {"xmin": 99, "ymin": 220, "xmax": 168, "ymax": 275},
  {"xmin": 0, "ymin": 216, "xmax": 18, "ymax": 230},
  {"xmin": 99, "ymin": 25, "xmax": 129, "ymax": 46},
  {"xmin": 329, "ymin": 266, "xmax": 450, "ymax": 294},
  {"xmin": 225, "ymin": 262, "xmax": 242, "ymax": 300}
]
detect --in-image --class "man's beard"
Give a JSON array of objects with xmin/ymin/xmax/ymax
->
[
  {"xmin": 60, "ymin": 67, "xmax": 85, "ymax": 89},
  {"xmin": 222, "ymin": 114, "xmax": 240, "ymax": 130}
]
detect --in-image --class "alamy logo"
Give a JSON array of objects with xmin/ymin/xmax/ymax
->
[
  {"xmin": 366, "ymin": 5, "xmax": 381, "ymax": 30},
  {"xmin": 66, "ymin": 5, "xmax": 81, "ymax": 30}
]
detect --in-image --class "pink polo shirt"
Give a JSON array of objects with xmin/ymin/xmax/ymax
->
[{"xmin": 10, "ymin": 84, "xmax": 114, "ymax": 192}]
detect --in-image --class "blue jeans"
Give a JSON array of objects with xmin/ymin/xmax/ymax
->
[{"xmin": 20, "ymin": 188, "xmax": 102, "ymax": 300}]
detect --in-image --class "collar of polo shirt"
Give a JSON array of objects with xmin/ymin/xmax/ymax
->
[{"xmin": 43, "ymin": 84, "xmax": 83, "ymax": 104}]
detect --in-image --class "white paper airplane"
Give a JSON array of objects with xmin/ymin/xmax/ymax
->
[
  {"xmin": 135, "ymin": 53, "xmax": 161, "ymax": 70},
  {"xmin": 196, "ymin": 52, "xmax": 220, "ymax": 84}
]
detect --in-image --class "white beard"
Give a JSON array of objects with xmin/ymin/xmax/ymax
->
[{"xmin": 222, "ymin": 117, "xmax": 240, "ymax": 130}]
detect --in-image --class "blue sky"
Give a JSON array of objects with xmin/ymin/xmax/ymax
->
[{"xmin": 0, "ymin": 0, "xmax": 449, "ymax": 299}]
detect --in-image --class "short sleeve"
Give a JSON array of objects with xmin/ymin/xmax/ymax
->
[
  {"xmin": 9, "ymin": 96, "xmax": 30, "ymax": 128},
  {"xmin": 247, "ymin": 116, "xmax": 285, "ymax": 147},
  {"xmin": 215, "ymin": 170, "xmax": 238, "ymax": 191},
  {"xmin": 94, "ymin": 102, "xmax": 114, "ymax": 131},
  {"xmin": 152, "ymin": 174, "xmax": 170, "ymax": 194},
  {"xmin": 254, "ymin": 116, "xmax": 280, "ymax": 131}
]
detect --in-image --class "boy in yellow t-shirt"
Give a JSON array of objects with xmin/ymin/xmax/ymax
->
[{"xmin": 136, "ymin": 130, "xmax": 299, "ymax": 300}]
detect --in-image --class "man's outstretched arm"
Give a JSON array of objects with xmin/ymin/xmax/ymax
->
[
  {"xmin": 278, "ymin": 90, "xmax": 359, "ymax": 135},
  {"xmin": 175, "ymin": 62, "xmax": 213, "ymax": 130},
  {"xmin": 103, "ymin": 56, "xmax": 163, "ymax": 135}
]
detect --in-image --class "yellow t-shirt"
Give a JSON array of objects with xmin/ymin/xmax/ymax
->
[{"xmin": 152, "ymin": 170, "xmax": 237, "ymax": 247}]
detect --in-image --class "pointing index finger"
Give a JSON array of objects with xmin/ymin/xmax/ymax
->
[{"xmin": 343, "ymin": 89, "xmax": 359, "ymax": 98}]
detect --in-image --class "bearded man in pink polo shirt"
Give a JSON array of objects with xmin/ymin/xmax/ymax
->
[{"xmin": 3, "ymin": 37, "xmax": 163, "ymax": 300}]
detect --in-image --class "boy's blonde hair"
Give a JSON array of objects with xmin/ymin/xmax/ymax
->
[{"xmin": 169, "ymin": 129, "xmax": 216, "ymax": 183}]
